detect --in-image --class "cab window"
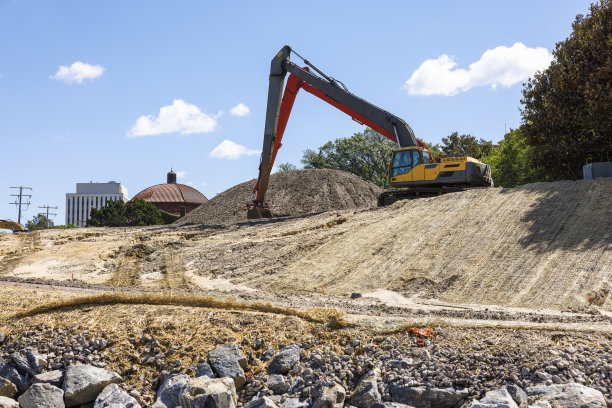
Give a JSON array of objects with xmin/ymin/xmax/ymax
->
[
  {"xmin": 422, "ymin": 151, "xmax": 430, "ymax": 164},
  {"xmin": 391, "ymin": 150, "xmax": 413, "ymax": 177}
]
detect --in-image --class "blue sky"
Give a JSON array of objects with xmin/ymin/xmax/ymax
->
[{"xmin": 0, "ymin": 0, "xmax": 593, "ymax": 226}]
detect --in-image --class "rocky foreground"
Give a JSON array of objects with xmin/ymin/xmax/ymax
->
[{"xmin": 0, "ymin": 327, "xmax": 611, "ymax": 408}]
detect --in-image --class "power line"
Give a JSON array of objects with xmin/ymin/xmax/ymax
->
[
  {"xmin": 38, "ymin": 205, "xmax": 58, "ymax": 228},
  {"xmin": 9, "ymin": 186, "xmax": 32, "ymax": 225}
]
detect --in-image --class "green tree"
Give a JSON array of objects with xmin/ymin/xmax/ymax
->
[
  {"xmin": 87, "ymin": 199, "xmax": 175, "ymax": 227},
  {"xmin": 277, "ymin": 162, "xmax": 297, "ymax": 172},
  {"xmin": 483, "ymin": 129, "xmax": 544, "ymax": 187},
  {"xmin": 25, "ymin": 214, "xmax": 52, "ymax": 230},
  {"xmin": 440, "ymin": 132, "xmax": 494, "ymax": 158},
  {"xmin": 301, "ymin": 128, "xmax": 396, "ymax": 188},
  {"xmin": 520, "ymin": 0, "xmax": 612, "ymax": 180}
]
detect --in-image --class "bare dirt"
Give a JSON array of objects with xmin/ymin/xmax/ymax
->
[
  {"xmin": 2, "ymin": 174, "xmax": 612, "ymax": 405},
  {"xmin": 174, "ymin": 169, "xmax": 383, "ymax": 226}
]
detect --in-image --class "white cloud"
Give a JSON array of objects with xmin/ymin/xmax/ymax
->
[
  {"xmin": 185, "ymin": 181, "xmax": 194, "ymax": 186},
  {"xmin": 50, "ymin": 61, "xmax": 105, "ymax": 85},
  {"xmin": 127, "ymin": 99, "xmax": 221, "ymax": 137},
  {"xmin": 209, "ymin": 139, "xmax": 260, "ymax": 160},
  {"xmin": 176, "ymin": 170, "xmax": 187, "ymax": 179},
  {"xmin": 404, "ymin": 42, "xmax": 553, "ymax": 96},
  {"xmin": 230, "ymin": 103, "xmax": 250, "ymax": 117}
]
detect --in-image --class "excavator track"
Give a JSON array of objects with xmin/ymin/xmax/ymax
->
[{"xmin": 378, "ymin": 186, "xmax": 487, "ymax": 207}]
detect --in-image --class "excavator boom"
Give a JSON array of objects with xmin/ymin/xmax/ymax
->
[{"xmin": 247, "ymin": 45, "xmax": 429, "ymax": 219}]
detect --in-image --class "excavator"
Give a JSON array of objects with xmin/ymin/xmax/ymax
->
[
  {"xmin": 247, "ymin": 45, "xmax": 492, "ymax": 219},
  {"xmin": 0, "ymin": 219, "xmax": 26, "ymax": 232}
]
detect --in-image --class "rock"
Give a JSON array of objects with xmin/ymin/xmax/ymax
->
[
  {"xmin": 350, "ymin": 293, "xmax": 362, "ymax": 299},
  {"xmin": 62, "ymin": 364, "xmax": 122, "ymax": 407},
  {"xmin": 18, "ymin": 383, "xmax": 65, "ymax": 408},
  {"xmin": 389, "ymin": 385, "xmax": 468, "ymax": 408},
  {"xmin": 504, "ymin": 385, "xmax": 527, "ymax": 406},
  {"xmin": 196, "ymin": 363, "xmax": 216, "ymax": 378},
  {"xmin": 0, "ymin": 378, "xmax": 17, "ymax": 399},
  {"xmin": 94, "ymin": 383, "xmax": 141, "ymax": 408},
  {"xmin": 11, "ymin": 347, "xmax": 48, "ymax": 376},
  {"xmin": 526, "ymin": 383, "xmax": 606, "ymax": 408},
  {"xmin": 279, "ymin": 397, "xmax": 310, "ymax": 408},
  {"xmin": 312, "ymin": 384, "xmax": 346, "ymax": 408},
  {"xmin": 266, "ymin": 374, "xmax": 288, "ymax": 394},
  {"xmin": 244, "ymin": 396, "xmax": 279, "ymax": 408},
  {"xmin": 178, "ymin": 376, "xmax": 237, "ymax": 408},
  {"xmin": 261, "ymin": 348, "xmax": 275, "ymax": 362},
  {"xmin": 267, "ymin": 345, "xmax": 301, "ymax": 375},
  {"xmin": 369, "ymin": 403, "xmax": 416, "ymax": 408},
  {"xmin": 208, "ymin": 344, "xmax": 247, "ymax": 389},
  {"xmin": 0, "ymin": 358, "xmax": 30, "ymax": 394},
  {"xmin": 33, "ymin": 370, "xmax": 65, "ymax": 388},
  {"xmin": 154, "ymin": 374, "xmax": 189, "ymax": 408},
  {"xmin": 527, "ymin": 402, "xmax": 552, "ymax": 408},
  {"xmin": 0, "ymin": 334, "xmax": 5, "ymax": 344},
  {"xmin": 0, "ymin": 396, "xmax": 18, "ymax": 408},
  {"xmin": 464, "ymin": 387, "xmax": 518, "ymax": 408},
  {"xmin": 349, "ymin": 368, "xmax": 382, "ymax": 408}
]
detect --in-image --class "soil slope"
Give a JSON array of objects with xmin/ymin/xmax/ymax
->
[
  {"xmin": 174, "ymin": 169, "xmax": 383, "ymax": 226},
  {"xmin": 1, "ymin": 178, "xmax": 610, "ymax": 311}
]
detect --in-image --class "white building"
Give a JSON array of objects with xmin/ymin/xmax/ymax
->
[{"xmin": 66, "ymin": 182, "xmax": 129, "ymax": 227}]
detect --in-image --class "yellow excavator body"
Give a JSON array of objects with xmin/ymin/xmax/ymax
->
[{"xmin": 0, "ymin": 219, "xmax": 26, "ymax": 232}]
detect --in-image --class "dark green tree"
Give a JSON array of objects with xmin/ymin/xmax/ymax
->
[
  {"xmin": 87, "ymin": 199, "xmax": 175, "ymax": 227},
  {"xmin": 520, "ymin": 0, "xmax": 612, "ymax": 180},
  {"xmin": 440, "ymin": 132, "xmax": 494, "ymax": 158},
  {"xmin": 302, "ymin": 128, "xmax": 396, "ymax": 188},
  {"xmin": 25, "ymin": 214, "xmax": 52, "ymax": 230},
  {"xmin": 483, "ymin": 129, "xmax": 545, "ymax": 187},
  {"xmin": 277, "ymin": 162, "xmax": 298, "ymax": 172}
]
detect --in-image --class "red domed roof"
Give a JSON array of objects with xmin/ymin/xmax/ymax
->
[{"xmin": 133, "ymin": 183, "xmax": 208, "ymax": 204}]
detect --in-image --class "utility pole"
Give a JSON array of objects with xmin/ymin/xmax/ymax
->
[
  {"xmin": 38, "ymin": 205, "xmax": 58, "ymax": 228},
  {"xmin": 9, "ymin": 186, "xmax": 32, "ymax": 225}
]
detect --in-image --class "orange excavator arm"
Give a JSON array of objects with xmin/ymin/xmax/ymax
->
[{"xmin": 247, "ymin": 45, "xmax": 432, "ymax": 219}]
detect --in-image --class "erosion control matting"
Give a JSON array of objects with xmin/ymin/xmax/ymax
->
[{"xmin": 174, "ymin": 169, "xmax": 383, "ymax": 226}]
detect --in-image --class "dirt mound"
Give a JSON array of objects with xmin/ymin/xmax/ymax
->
[{"xmin": 174, "ymin": 169, "xmax": 383, "ymax": 226}]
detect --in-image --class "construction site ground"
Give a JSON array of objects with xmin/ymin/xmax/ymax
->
[{"xmin": 1, "ymin": 174, "xmax": 611, "ymax": 405}]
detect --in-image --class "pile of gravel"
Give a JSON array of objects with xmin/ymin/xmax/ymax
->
[
  {"xmin": 174, "ymin": 169, "xmax": 383, "ymax": 226},
  {"xmin": 2, "ymin": 327, "xmax": 612, "ymax": 407}
]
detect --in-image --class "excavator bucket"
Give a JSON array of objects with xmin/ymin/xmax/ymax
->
[{"xmin": 247, "ymin": 206, "xmax": 273, "ymax": 219}]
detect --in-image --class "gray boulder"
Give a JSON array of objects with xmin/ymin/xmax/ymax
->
[
  {"xmin": 196, "ymin": 363, "xmax": 216, "ymax": 378},
  {"xmin": 278, "ymin": 397, "xmax": 310, "ymax": 408},
  {"xmin": 62, "ymin": 364, "xmax": 122, "ymax": 407},
  {"xmin": 504, "ymin": 385, "xmax": 527, "ymax": 406},
  {"xmin": 464, "ymin": 387, "xmax": 518, "ymax": 408},
  {"xmin": 18, "ymin": 383, "xmax": 65, "ymax": 408},
  {"xmin": 244, "ymin": 396, "xmax": 279, "ymax": 408},
  {"xmin": 0, "ymin": 396, "xmax": 18, "ymax": 408},
  {"xmin": 208, "ymin": 345, "xmax": 247, "ymax": 389},
  {"xmin": 0, "ymin": 358, "xmax": 30, "ymax": 394},
  {"xmin": 11, "ymin": 347, "xmax": 47, "ymax": 376},
  {"xmin": 527, "ymin": 402, "xmax": 552, "ymax": 408},
  {"xmin": 266, "ymin": 374, "xmax": 288, "ymax": 394},
  {"xmin": 526, "ymin": 383, "xmax": 606, "ymax": 408},
  {"xmin": 94, "ymin": 383, "xmax": 141, "ymax": 408},
  {"xmin": 312, "ymin": 384, "xmax": 346, "ymax": 408},
  {"xmin": 178, "ymin": 376, "xmax": 237, "ymax": 408},
  {"xmin": 33, "ymin": 370, "xmax": 65, "ymax": 388},
  {"xmin": 349, "ymin": 368, "xmax": 381, "ymax": 408},
  {"xmin": 267, "ymin": 345, "xmax": 301, "ymax": 375},
  {"xmin": 154, "ymin": 374, "xmax": 189, "ymax": 408},
  {"xmin": 0, "ymin": 378, "xmax": 17, "ymax": 399},
  {"xmin": 389, "ymin": 385, "xmax": 468, "ymax": 408}
]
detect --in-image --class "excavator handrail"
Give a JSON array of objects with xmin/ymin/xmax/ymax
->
[{"xmin": 248, "ymin": 45, "xmax": 431, "ymax": 218}]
